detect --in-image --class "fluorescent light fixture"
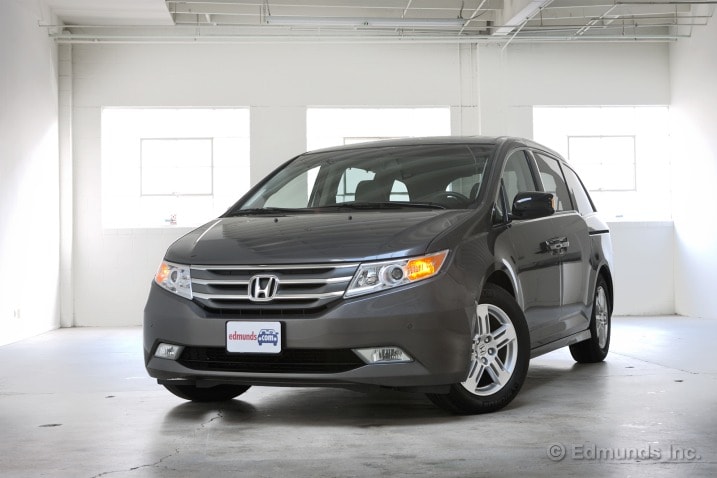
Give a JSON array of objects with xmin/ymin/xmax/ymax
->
[{"xmin": 265, "ymin": 16, "xmax": 465, "ymax": 29}]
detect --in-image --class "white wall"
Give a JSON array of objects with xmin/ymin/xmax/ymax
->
[
  {"xmin": 477, "ymin": 43, "xmax": 670, "ymax": 137},
  {"xmin": 0, "ymin": 0, "xmax": 60, "ymax": 345},
  {"xmin": 608, "ymin": 222, "xmax": 674, "ymax": 315},
  {"xmin": 670, "ymin": 17, "xmax": 717, "ymax": 319},
  {"xmin": 70, "ymin": 41, "xmax": 673, "ymax": 326},
  {"xmin": 71, "ymin": 43, "xmax": 463, "ymax": 326}
]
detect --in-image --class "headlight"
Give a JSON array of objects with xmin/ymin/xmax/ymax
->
[
  {"xmin": 345, "ymin": 250, "xmax": 449, "ymax": 298},
  {"xmin": 154, "ymin": 261, "xmax": 192, "ymax": 300}
]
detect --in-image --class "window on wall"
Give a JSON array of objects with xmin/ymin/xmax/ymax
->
[
  {"xmin": 343, "ymin": 137, "xmax": 401, "ymax": 145},
  {"xmin": 101, "ymin": 108, "xmax": 250, "ymax": 228},
  {"xmin": 140, "ymin": 138, "xmax": 214, "ymax": 196},
  {"xmin": 567, "ymin": 136, "xmax": 636, "ymax": 191},
  {"xmin": 304, "ymin": 107, "xmax": 450, "ymax": 204},
  {"xmin": 306, "ymin": 107, "xmax": 451, "ymax": 151},
  {"xmin": 533, "ymin": 106, "xmax": 671, "ymax": 221}
]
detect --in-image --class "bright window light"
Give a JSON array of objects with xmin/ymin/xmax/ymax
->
[
  {"xmin": 567, "ymin": 136, "xmax": 636, "ymax": 191},
  {"xmin": 101, "ymin": 108, "xmax": 249, "ymax": 228},
  {"xmin": 344, "ymin": 136, "xmax": 401, "ymax": 145},
  {"xmin": 141, "ymin": 138, "xmax": 213, "ymax": 196},
  {"xmin": 533, "ymin": 106, "xmax": 671, "ymax": 221},
  {"xmin": 307, "ymin": 107, "xmax": 451, "ymax": 151},
  {"xmin": 304, "ymin": 107, "xmax": 450, "ymax": 203}
]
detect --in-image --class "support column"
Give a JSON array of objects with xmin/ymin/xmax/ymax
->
[
  {"xmin": 452, "ymin": 43, "xmax": 480, "ymax": 136},
  {"xmin": 249, "ymin": 106, "xmax": 307, "ymax": 186},
  {"xmin": 59, "ymin": 44, "xmax": 74, "ymax": 328}
]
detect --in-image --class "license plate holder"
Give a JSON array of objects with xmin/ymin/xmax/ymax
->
[{"xmin": 226, "ymin": 321, "xmax": 282, "ymax": 354}]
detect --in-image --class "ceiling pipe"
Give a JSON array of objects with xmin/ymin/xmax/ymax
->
[
  {"xmin": 263, "ymin": 16, "xmax": 467, "ymax": 28},
  {"xmin": 576, "ymin": 4, "xmax": 619, "ymax": 35},
  {"xmin": 402, "ymin": 0, "xmax": 414, "ymax": 18},
  {"xmin": 48, "ymin": 32, "xmax": 688, "ymax": 45},
  {"xmin": 458, "ymin": 0, "xmax": 491, "ymax": 35}
]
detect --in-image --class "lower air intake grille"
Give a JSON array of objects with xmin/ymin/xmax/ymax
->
[{"xmin": 178, "ymin": 347, "xmax": 365, "ymax": 374}]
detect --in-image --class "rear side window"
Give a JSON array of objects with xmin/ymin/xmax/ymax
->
[
  {"xmin": 533, "ymin": 152, "xmax": 573, "ymax": 212},
  {"xmin": 562, "ymin": 165, "xmax": 596, "ymax": 215}
]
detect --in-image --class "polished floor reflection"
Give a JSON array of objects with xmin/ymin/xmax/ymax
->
[{"xmin": 1, "ymin": 317, "xmax": 715, "ymax": 477}]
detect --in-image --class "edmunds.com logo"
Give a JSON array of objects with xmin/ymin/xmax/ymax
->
[{"xmin": 227, "ymin": 331, "xmax": 257, "ymax": 341}]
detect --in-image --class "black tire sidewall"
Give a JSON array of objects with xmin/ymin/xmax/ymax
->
[
  {"xmin": 591, "ymin": 277, "xmax": 611, "ymax": 356},
  {"xmin": 570, "ymin": 275, "xmax": 611, "ymax": 363},
  {"xmin": 164, "ymin": 383, "xmax": 250, "ymax": 402}
]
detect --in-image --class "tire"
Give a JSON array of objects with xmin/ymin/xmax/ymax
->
[
  {"xmin": 570, "ymin": 276, "xmax": 611, "ymax": 363},
  {"xmin": 427, "ymin": 284, "xmax": 530, "ymax": 414},
  {"xmin": 163, "ymin": 383, "xmax": 251, "ymax": 402}
]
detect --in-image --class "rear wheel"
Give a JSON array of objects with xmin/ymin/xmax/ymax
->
[
  {"xmin": 570, "ymin": 276, "xmax": 611, "ymax": 363},
  {"xmin": 163, "ymin": 383, "xmax": 251, "ymax": 402},
  {"xmin": 427, "ymin": 284, "xmax": 530, "ymax": 414}
]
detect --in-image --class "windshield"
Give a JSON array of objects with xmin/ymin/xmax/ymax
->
[{"xmin": 228, "ymin": 143, "xmax": 495, "ymax": 215}]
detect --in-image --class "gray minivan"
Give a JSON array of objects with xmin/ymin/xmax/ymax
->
[{"xmin": 144, "ymin": 136, "xmax": 614, "ymax": 414}]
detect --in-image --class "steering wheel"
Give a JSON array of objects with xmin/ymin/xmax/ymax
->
[{"xmin": 424, "ymin": 191, "xmax": 470, "ymax": 207}]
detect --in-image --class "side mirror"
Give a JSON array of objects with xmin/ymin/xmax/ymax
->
[{"xmin": 511, "ymin": 192, "xmax": 555, "ymax": 220}]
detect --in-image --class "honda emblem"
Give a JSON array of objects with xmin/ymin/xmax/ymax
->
[{"xmin": 248, "ymin": 275, "xmax": 279, "ymax": 302}]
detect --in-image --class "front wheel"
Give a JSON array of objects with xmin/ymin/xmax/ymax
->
[
  {"xmin": 569, "ymin": 276, "xmax": 611, "ymax": 363},
  {"xmin": 163, "ymin": 383, "xmax": 251, "ymax": 402},
  {"xmin": 427, "ymin": 284, "xmax": 530, "ymax": 414}
]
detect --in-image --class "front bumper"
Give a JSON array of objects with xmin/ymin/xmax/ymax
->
[{"xmin": 144, "ymin": 271, "xmax": 475, "ymax": 391}]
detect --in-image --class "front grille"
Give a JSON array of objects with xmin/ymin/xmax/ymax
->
[
  {"xmin": 178, "ymin": 347, "xmax": 365, "ymax": 374},
  {"xmin": 191, "ymin": 263, "xmax": 358, "ymax": 314}
]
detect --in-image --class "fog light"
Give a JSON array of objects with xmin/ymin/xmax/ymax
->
[
  {"xmin": 354, "ymin": 347, "xmax": 413, "ymax": 364},
  {"xmin": 154, "ymin": 343, "xmax": 184, "ymax": 360}
]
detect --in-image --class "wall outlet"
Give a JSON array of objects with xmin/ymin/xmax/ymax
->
[{"xmin": 13, "ymin": 308, "xmax": 21, "ymax": 319}]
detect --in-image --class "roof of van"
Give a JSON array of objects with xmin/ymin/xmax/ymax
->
[{"xmin": 304, "ymin": 136, "xmax": 562, "ymax": 160}]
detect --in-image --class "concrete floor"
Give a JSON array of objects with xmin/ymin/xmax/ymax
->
[{"xmin": 0, "ymin": 316, "xmax": 715, "ymax": 478}]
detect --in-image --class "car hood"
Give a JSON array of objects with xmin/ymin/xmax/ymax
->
[{"xmin": 165, "ymin": 210, "xmax": 472, "ymax": 265}]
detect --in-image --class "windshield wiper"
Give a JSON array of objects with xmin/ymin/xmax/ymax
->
[
  {"xmin": 319, "ymin": 202, "xmax": 446, "ymax": 211},
  {"xmin": 225, "ymin": 207, "xmax": 313, "ymax": 216},
  {"xmin": 227, "ymin": 203, "xmax": 447, "ymax": 216}
]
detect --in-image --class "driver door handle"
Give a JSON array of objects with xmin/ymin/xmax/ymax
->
[{"xmin": 544, "ymin": 237, "xmax": 570, "ymax": 253}]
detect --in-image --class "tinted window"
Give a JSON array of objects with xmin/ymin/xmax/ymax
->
[
  {"xmin": 501, "ymin": 150, "xmax": 538, "ymax": 207},
  {"xmin": 336, "ymin": 167, "xmax": 375, "ymax": 203},
  {"xmin": 449, "ymin": 173, "xmax": 483, "ymax": 199},
  {"xmin": 334, "ymin": 168, "xmax": 410, "ymax": 203},
  {"xmin": 562, "ymin": 165, "xmax": 595, "ymax": 215},
  {"xmin": 533, "ymin": 152, "xmax": 572, "ymax": 212},
  {"xmin": 237, "ymin": 144, "xmax": 494, "ymax": 211}
]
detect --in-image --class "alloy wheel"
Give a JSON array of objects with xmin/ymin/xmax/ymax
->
[
  {"xmin": 595, "ymin": 286, "xmax": 609, "ymax": 349},
  {"xmin": 461, "ymin": 303, "xmax": 519, "ymax": 396}
]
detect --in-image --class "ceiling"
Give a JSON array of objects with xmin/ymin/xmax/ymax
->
[{"xmin": 44, "ymin": 0, "xmax": 715, "ymax": 44}]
